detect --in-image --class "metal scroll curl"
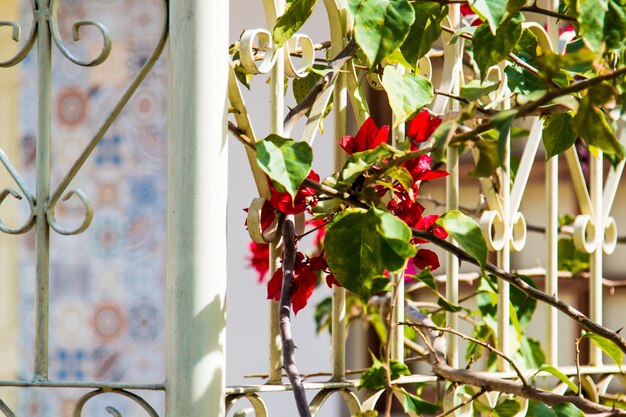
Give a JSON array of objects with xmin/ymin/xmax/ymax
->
[
  {"xmin": 225, "ymin": 394, "xmax": 268, "ymax": 417},
  {"xmin": 46, "ymin": 0, "xmax": 169, "ymax": 236},
  {"xmin": 0, "ymin": 0, "xmax": 38, "ymax": 68},
  {"xmin": 0, "ymin": 149, "xmax": 36, "ymax": 235},
  {"xmin": 73, "ymin": 388, "xmax": 160, "ymax": 417},
  {"xmin": 48, "ymin": 0, "xmax": 112, "ymax": 67},
  {"xmin": 46, "ymin": 189, "xmax": 94, "ymax": 236}
]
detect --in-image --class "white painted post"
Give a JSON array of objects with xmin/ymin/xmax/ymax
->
[{"xmin": 166, "ymin": 1, "xmax": 229, "ymax": 416}]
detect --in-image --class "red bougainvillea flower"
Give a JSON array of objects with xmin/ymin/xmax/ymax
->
[
  {"xmin": 404, "ymin": 154, "xmax": 448, "ymax": 182},
  {"xmin": 412, "ymin": 248, "xmax": 441, "ymax": 271},
  {"xmin": 247, "ymin": 242, "xmax": 270, "ymax": 283},
  {"xmin": 417, "ymin": 215, "xmax": 448, "ymax": 239},
  {"xmin": 340, "ymin": 117, "xmax": 390, "ymax": 155},
  {"xmin": 407, "ymin": 110, "xmax": 443, "ymax": 146},
  {"xmin": 326, "ymin": 274, "xmax": 341, "ymax": 288},
  {"xmin": 269, "ymin": 170, "xmax": 320, "ymax": 214},
  {"xmin": 460, "ymin": 4, "xmax": 483, "ymax": 26},
  {"xmin": 387, "ymin": 193, "xmax": 425, "ymax": 228},
  {"xmin": 267, "ymin": 253, "xmax": 318, "ymax": 314}
]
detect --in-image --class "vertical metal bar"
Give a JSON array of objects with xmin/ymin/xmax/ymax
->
[
  {"xmin": 34, "ymin": 0, "xmax": 52, "ymax": 381},
  {"xmin": 331, "ymin": 57, "xmax": 348, "ymax": 382},
  {"xmin": 268, "ymin": 242, "xmax": 283, "ymax": 383},
  {"xmin": 545, "ymin": 5, "xmax": 559, "ymax": 367},
  {"xmin": 267, "ymin": 0, "xmax": 286, "ymax": 384},
  {"xmin": 445, "ymin": 3, "xmax": 461, "ymax": 368},
  {"xmin": 589, "ymin": 151, "xmax": 603, "ymax": 365},
  {"xmin": 166, "ymin": 0, "xmax": 229, "ymax": 415},
  {"xmin": 390, "ymin": 99, "xmax": 405, "ymax": 363},
  {"xmin": 497, "ymin": 114, "xmax": 511, "ymax": 371}
]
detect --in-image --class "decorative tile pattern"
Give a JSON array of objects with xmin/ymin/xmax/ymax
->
[{"xmin": 16, "ymin": 1, "xmax": 167, "ymax": 415}]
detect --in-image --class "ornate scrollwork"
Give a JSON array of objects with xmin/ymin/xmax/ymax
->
[
  {"xmin": 48, "ymin": 0, "xmax": 112, "ymax": 67},
  {"xmin": 73, "ymin": 388, "xmax": 160, "ymax": 417},
  {"xmin": 46, "ymin": 0, "xmax": 168, "ymax": 237},
  {"xmin": 0, "ymin": 0, "xmax": 38, "ymax": 68},
  {"xmin": 45, "ymin": 189, "xmax": 94, "ymax": 236},
  {"xmin": 309, "ymin": 388, "xmax": 361, "ymax": 416},
  {"xmin": 225, "ymin": 394, "xmax": 268, "ymax": 417},
  {"xmin": 0, "ymin": 149, "xmax": 36, "ymax": 235}
]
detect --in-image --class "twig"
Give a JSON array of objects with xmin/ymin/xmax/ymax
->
[
  {"xmin": 575, "ymin": 335, "xmax": 583, "ymax": 397},
  {"xmin": 410, "ymin": 228, "xmax": 626, "ymax": 356},
  {"xmin": 413, "ymin": 314, "xmax": 626, "ymax": 415},
  {"xmin": 279, "ymin": 214, "xmax": 312, "ymax": 417},
  {"xmin": 403, "ymin": 322, "xmax": 530, "ymax": 388},
  {"xmin": 283, "ymin": 39, "xmax": 358, "ymax": 135},
  {"xmin": 435, "ymin": 387, "xmax": 487, "ymax": 417},
  {"xmin": 435, "ymin": 90, "xmax": 494, "ymax": 115},
  {"xmin": 520, "ymin": 4, "xmax": 577, "ymax": 21}
]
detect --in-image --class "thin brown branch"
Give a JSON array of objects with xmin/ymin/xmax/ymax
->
[
  {"xmin": 403, "ymin": 322, "xmax": 530, "ymax": 388},
  {"xmin": 520, "ymin": 4, "xmax": 577, "ymax": 21},
  {"xmin": 411, "ymin": 228, "xmax": 626, "ymax": 356},
  {"xmin": 413, "ymin": 315, "xmax": 626, "ymax": 415},
  {"xmin": 279, "ymin": 215, "xmax": 311, "ymax": 417},
  {"xmin": 283, "ymin": 39, "xmax": 358, "ymax": 135}
]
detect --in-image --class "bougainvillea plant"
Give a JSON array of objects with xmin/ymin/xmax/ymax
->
[{"xmin": 230, "ymin": 0, "xmax": 626, "ymax": 415}]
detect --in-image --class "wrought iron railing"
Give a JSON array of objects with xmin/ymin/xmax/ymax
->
[{"xmin": 0, "ymin": 0, "xmax": 168, "ymax": 415}]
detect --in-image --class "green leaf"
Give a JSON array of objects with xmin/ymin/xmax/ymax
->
[
  {"xmin": 583, "ymin": 331, "xmax": 624, "ymax": 371},
  {"xmin": 493, "ymin": 398, "xmax": 522, "ymax": 417},
  {"xmin": 400, "ymin": 1, "xmax": 446, "ymax": 66},
  {"xmin": 534, "ymin": 365, "xmax": 579, "ymax": 394},
  {"xmin": 431, "ymin": 120, "xmax": 456, "ymax": 163},
  {"xmin": 491, "ymin": 109, "xmax": 517, "ymax": 169},
  {"xmin": 468, "ymin": 0, "xmax": 507, "ymax": 33},
  {"xmin": 470, "ymin": 139, "xmax": 499, "ymax": 177},
  {"xmin": 273, "ymin": 0, "xmax": 317, "ymax": 47},
  {"xmin": 313, "ymin": 297, "xmax": 333, "ymax": 333},
  {"xmin": 384, "ymin": 166, "xmax": 414, "ymax": 192},
  {"xmin": 256, "ymin": 135, "xmax": 313, "ymax": 198},
  {"xmin": 505, "ymin": 64, "xmax": 546, "ymax": 95},
  {"xmin": 557, "ymin": 237, "xmax": 590, "ymax": 273},
  {"xmin": 450, "ymin": 26, "xmax": 477, "ymax": 44},
  {"xmin": 460, "ymin": 80, "xmax": 501, "ymax": 101},
  {"xmin": 605, "ymin": 0, "xmax": 626, "ymax": 49},
  {"xmin": 436, "ymin": 210, "xmax": 488, "ymax": 268},
  {"xmin": 337, "ymin": 146, "xmax": 395, "ymax": 189},
  {"xmin": 520, "ymin": 336, "xmax": 546, "ymax": 369},
  {"xmin": 572, "ymin": 96, "xmax": 625, "ymax": 159},
  {"xmin": 382, "ymin": 66, "xmax": 434, "ymax": 127},
  {"xmin": 359, "ymin": 354, "xmax": 410, "ymax": 390},
  {"xmin": 325, "ymin": 208, "xmax": 417, "ymax": 301},
  {"xmin": 473, "ymin": 18, "xmax": 523, "ymax": 79},
  {"xmin": 293, "ymin": 65, "xmax": 333, "ymax": 118},
  {"xmin": 409, "ymin": 269, "xmax": 462, "ymax": 312},
  {"xmin": 577, "ymin": 0, "xmax": 607, "ymax": 52},
  {"xmin": 535, "ymin": 49, "xmax": 596, "ymax": 79},
  {"xmin": 395, "ymin": 387, "xmax": 440, "ymax": 414},
  {"xmin": 527, "ymin": 401, "xmax": 558, "ymax": 417},
  {"xmin": 543, "ymin": 113, "xmax": 576, "ymax": 160},
  {"xmin": 354, "ymin": 0, "xmax": 415, "ymax": 67},
  {"xmin": 552, "ymin": 403, "xmax": 584, "ymax": 417}
]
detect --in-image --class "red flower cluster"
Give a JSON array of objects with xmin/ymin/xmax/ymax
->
[
  {"xmin": 269, "ymin": 171, "xmax": 320, "ymax": 215},
  {"xmin": 460, "ymin": 4, "xmax": 483, "ymax": 26},
  {"xmin": 340, "ymin": 117, "xmax": 389, "ymax": 155},
  {"xmin": 248, "ymin": 242, "xmax": 270, "ymax": 282},
  {"xmin": 407, "ymin": 110, "xmax": 442, "ymax": 147},
  {"xmin": 267, "ymin": 252, "xmax": 338, "ymax": 314}
]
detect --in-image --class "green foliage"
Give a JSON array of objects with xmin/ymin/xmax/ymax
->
[
  {"xmin": 396, "ymin": 387, "xmax": 440, "ymax": 414},
  {"xmin": 543, "ymin": 113, "xmax": 576, "ymax": 160},
  {"xmin": 436, "ymin": 211, "xmax": 488, "ymax": 268},
  {"xmin": 583, "ymin": 331, "xmax": 624, "ymax": 371},
  {"xmin": 352, "ymin": 0, "xmax": 415, "ymax": 67},
  {"xmin": 359, "ymin": 354, "xmax": 410, "ymax": 390},
  {"xmin": 381, "ymin": 66, "xmax": 434, "ymax": 127},
  {"xmin": 325, "ymin": 208, "xmax": 416, "ymax": 302},
  {"xmin": 400, "ymin": 1, "xmax": 447, "ymax": 66},
  {"xmin": 256, "ymin": 135, "xmax": 313, "ymax": 199},
  {"xmin": 273, "ymin": 0, "xmax": 317, "ymax": 47},
  {"xmin": 473, "ymin": 17, "xmax": 523, "ymax": 78},
  {"xmin": 535, "ymin": 365, "xmax": 579, "ymax": 394}
]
